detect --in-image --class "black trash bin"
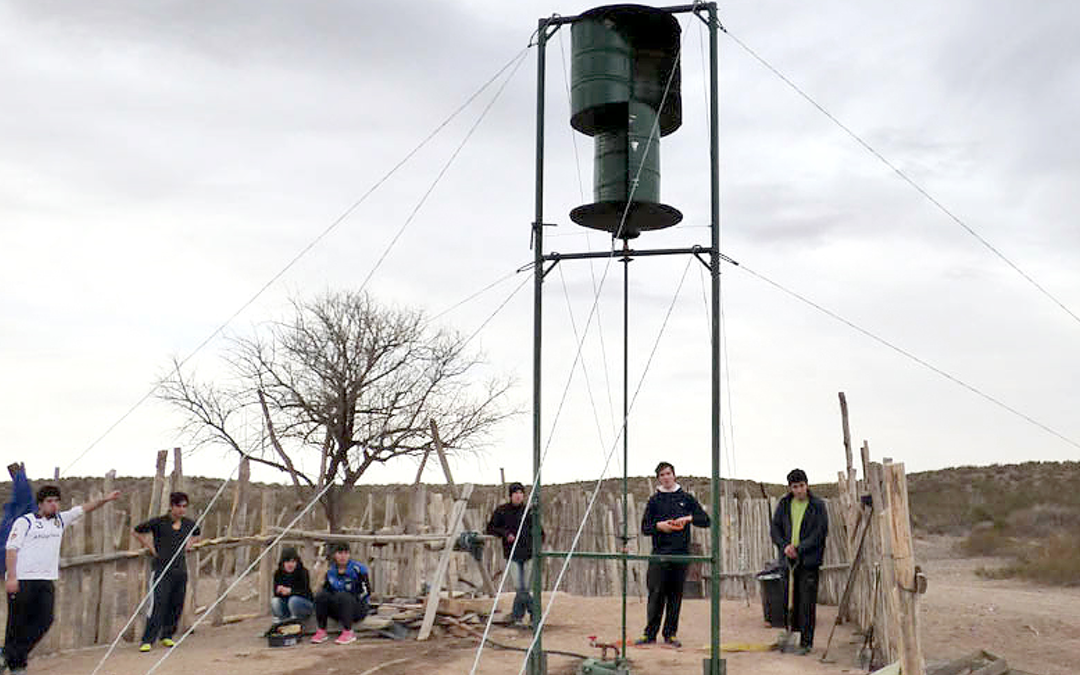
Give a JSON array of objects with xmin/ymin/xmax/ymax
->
[{"xmin": 756, "ymin": 566, "xmax": 786, "ymax": 628}]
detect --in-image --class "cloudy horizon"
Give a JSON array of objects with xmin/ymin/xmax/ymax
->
[{"xmin": 2, "ymin": 0, "xmax": 1078, "ymax": 491}]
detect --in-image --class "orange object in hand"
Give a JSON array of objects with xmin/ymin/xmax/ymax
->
[{"xmin": 667, "ymin": 519, "xmax": 686, "ymax": 531}]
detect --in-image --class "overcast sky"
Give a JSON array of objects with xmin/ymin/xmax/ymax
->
[{"xmin": 2, "ymin": 0, "xmax": 1078, "ymax": 491}]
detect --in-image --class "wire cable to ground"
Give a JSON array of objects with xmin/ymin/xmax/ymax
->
[
  {"xmin": 734, "ymin": 261, "xmax": 1080, "ymax": 451},
  {"xmin": 58, "ymin": 43, "xmax": 533, "ymax": 479},
  {"xmin": 140, "ymin": 469, "xmax": 345, "ymax": 675},
  {"xmin": 720, "ymin": 27, "xmax": 1080, "ymax": 329},
  {"xmin": 141, "ymin": 247, "xmax": 532, "ymax": 673},
  {"xmin": 357, "ymin": 46, "xmax": 530, "ymax": 293},
  {"xmin": 558, "ymin": 26, "xmax": 619, "ymax": 441},
  {"xmin": 87, "ymin": 450, "xmax": 250, "ymax": 675},
  {"xmin": 470, "ymin": 7, "xmax": 701, "ymax": 672},
  {"xmin": 516, "ymin": 254, "xmax": 697, "ymax": 674},
  {"xmin": 558, "ymin": 264, "xmax": 614, "ymax": 458}
]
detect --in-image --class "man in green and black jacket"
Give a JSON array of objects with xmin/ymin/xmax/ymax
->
[{"xmin": 770, "ymin": 468, "xmax": 829, "ymax": 654}]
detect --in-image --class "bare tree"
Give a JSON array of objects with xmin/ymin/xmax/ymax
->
[{"xmin": 159, "ymin": 290, "xmax": 514, "ymax": 531}]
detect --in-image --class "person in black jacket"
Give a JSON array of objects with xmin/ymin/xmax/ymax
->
[
  {"xmin": 270, "ymin": 547, "xmax": 313, "ymax": 622},
  {"xmin": 636, "ymin": 462, "xmax": 710, "ymax": 648},
  {"xmin": 132, "ymin": 491, "xmax": 200, "ymax": 653},
  {"xmin": 486, "ymin": 482, "xmax": 541, "ymax": 625},
  {"xmin": 770, "ymin": 468, "xmax": 829, "ymax": 655}
]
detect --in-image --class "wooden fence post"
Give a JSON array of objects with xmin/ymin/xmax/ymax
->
[
  {"xmin": 97, "ymin": 471, "xmax": 118, "ymax": 644},
  {"xmin": 149, "ymin": 450, "xmax": 168, "ymax": 519},
  {"xmin": 213, "ymin": 458, "xmax": 249, "ymax": 626},
  {"xmin": 125, "ymin": 490, "xmax": 145, "ymax": 642},
  {"xmin": 170, "ymin": 447, "xmax": 184, "ymax": 494},
  {"xmin": 886, "ymin": 462, "xmax": 925, "ymax": 675},
  {"xmin": 258, "ymin": 490, "xmax": 276, "ymax": 616}
]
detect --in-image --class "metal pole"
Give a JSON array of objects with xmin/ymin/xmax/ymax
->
[
  {"xmin": 707, "ymin": 4, "xmax": 724, "ymax": 675},
  {"xmin": 530, "ymin": 17, "xmax": 548, "ymax": 675},
  {"xmin": 621, "ymin": 245, "xmax": 630, "ymax": 664}
]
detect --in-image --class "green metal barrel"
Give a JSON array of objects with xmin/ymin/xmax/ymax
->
[{"xmin": 568, "ymin": 4, "xmax": 683, "ymax": 239}]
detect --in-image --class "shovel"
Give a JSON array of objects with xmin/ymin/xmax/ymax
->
[{"xmin": 777, "ymin": 560, "xmax": 799, "ymax": 653}]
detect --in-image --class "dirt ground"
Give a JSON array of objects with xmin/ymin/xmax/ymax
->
[{"xmin": 24, "ymin": 535, "xmax": 1079, "ymax": 675}]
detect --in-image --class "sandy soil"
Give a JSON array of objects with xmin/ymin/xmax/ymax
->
[
  {"xmin": 27, "ymin": 592, "xmax": 861, "ymax": 675},
  {"xmin": 24, "ymin": 536, "xmax": 1077, "ymax": 675},
  {"xmin": 916, "ymin": 535, "xmax": 1080, "ymax": 675}
]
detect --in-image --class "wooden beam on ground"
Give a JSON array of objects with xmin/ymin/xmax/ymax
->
[
  {"xmin": 417, "ymin": 483, "xmax": 474, "ymax": 641},
  {"xmin": 430, "ymin": 419, "xmax": 497, "ymax": 597},
  {"xmin": 885, "ymin": 462, "xmax": 925, "ymax": 675}
]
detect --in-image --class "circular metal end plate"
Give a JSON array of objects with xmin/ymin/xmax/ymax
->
[{"xmin": 570, "ymin": 201, "xmax": 683, "ymax": 239}]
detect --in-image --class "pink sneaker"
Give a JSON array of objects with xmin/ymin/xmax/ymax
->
[
  {"xmin": 311, "ymin": 628, "xmax": 329, "ymax": 644},
  {"xmin": 335, "ymin": 629, "xmax": 356, "ymax": 645}
]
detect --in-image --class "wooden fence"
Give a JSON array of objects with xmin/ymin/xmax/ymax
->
[{"xmin": 2, "ymin": 398, "xmax": 924, "ymax": 672}]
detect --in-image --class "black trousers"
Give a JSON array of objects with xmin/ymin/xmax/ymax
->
[
  {"xmin": 644, "ymin": 562, "xmax": 688, "ymax": 640},
  {"xmin": 315, "ymin": 590, "xmax": 368, "ymax": 630},
  {"xmin": 142, "ymin": 568, "xmax": 188, "ymax": 644},
  {"xmin": 4, "ymin": 579, "xmax": 55, "ymax": 670},
  {"xmin": 786, "ymin": 566, "xmax": 820, "ymax": 647}
]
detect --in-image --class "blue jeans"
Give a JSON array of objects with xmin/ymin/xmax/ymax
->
[
  {"xmin": 271, "ymin": 595, "xmax": 314, "ymax": 621},
  {"xmin": 508, "ymin": 559, "xmax": 535, "ymax": 621}
]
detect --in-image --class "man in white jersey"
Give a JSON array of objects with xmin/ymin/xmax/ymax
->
[{"xmin": 3, "ymin": 485, "xmax": 119, "ymax": 673}]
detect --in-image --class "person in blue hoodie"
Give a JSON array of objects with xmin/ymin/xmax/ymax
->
[
  {"xmin": 311, "ymin": 543, "xmax": 369, "ymax": 646},
  {"xmin": 636, "ymin": 462, "xmax": 710, "ymax": 648}
]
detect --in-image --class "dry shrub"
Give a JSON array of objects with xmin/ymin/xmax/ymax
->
[
  {"xmin": 1005, "ymin": 504, "xmax": 1080, "ymax": 538},
  {"xmin": 1009, "ymin": 534, "xmax": 1080, "ymax": 586},
  {"xmin": 977, "ymin": 534, "xmax": 1080, "ymax": 586},
  {"xmin": 962, "ymin": 526, "xmax": 1010, "ymax": 556}
]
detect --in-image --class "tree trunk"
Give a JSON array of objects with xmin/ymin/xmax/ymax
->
[{"xmin": 322, "ymin": 485, "xmax": 343, "ymax": 533}]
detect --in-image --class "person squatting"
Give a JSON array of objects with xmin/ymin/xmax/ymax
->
[{"xmin": 310, "ymin": 543, "xmax": 371, "ymax": 645}]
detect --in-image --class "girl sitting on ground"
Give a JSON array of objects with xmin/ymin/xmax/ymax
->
[
  {"xmin": 271, "ymin": 547, "xmax": 314, "ymax": 622},
  {"xmin": 311, "ymin": 543, "xmax": 370, "ymax": 645}
]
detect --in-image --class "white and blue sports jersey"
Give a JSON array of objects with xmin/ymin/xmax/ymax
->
[{"xmin": 5, "ymin": 506, "xmax": 83, "ymax": 580}]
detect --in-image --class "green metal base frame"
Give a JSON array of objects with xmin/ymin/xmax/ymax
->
[
  {"xmin": 702, "ymin": 658, "xmax": 727, "ymax": 675},
  {"xmin": 578, "ymin": 658, "xmax": 630, "ymax": 675}
]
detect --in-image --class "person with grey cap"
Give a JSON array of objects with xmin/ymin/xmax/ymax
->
[
  {"xmin": 486, "ymin": 482, "xmax": 542, "ymax": 625},
  {"xmin": 770, "ymin": 468, "xmax": 829, "ymax": 655}
]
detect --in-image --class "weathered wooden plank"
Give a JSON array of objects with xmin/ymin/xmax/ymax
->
[
  {"xmin": 149, "ymin": 450, "xmax": 168, "ymax": 519},
  {"xmin": 97, "ymin": 471, "xmax": 118, "ymax": 645},
  {"xmin": 417, "ymin": 484, "xmax": 474, "ymax": 640},
  {"xmin": 886, "ymin": 462, "xmax": 925, "ymax": 675},
  {"xmin": 257, "ymin": 490, "xmax": 275, "ymax": 617}
]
